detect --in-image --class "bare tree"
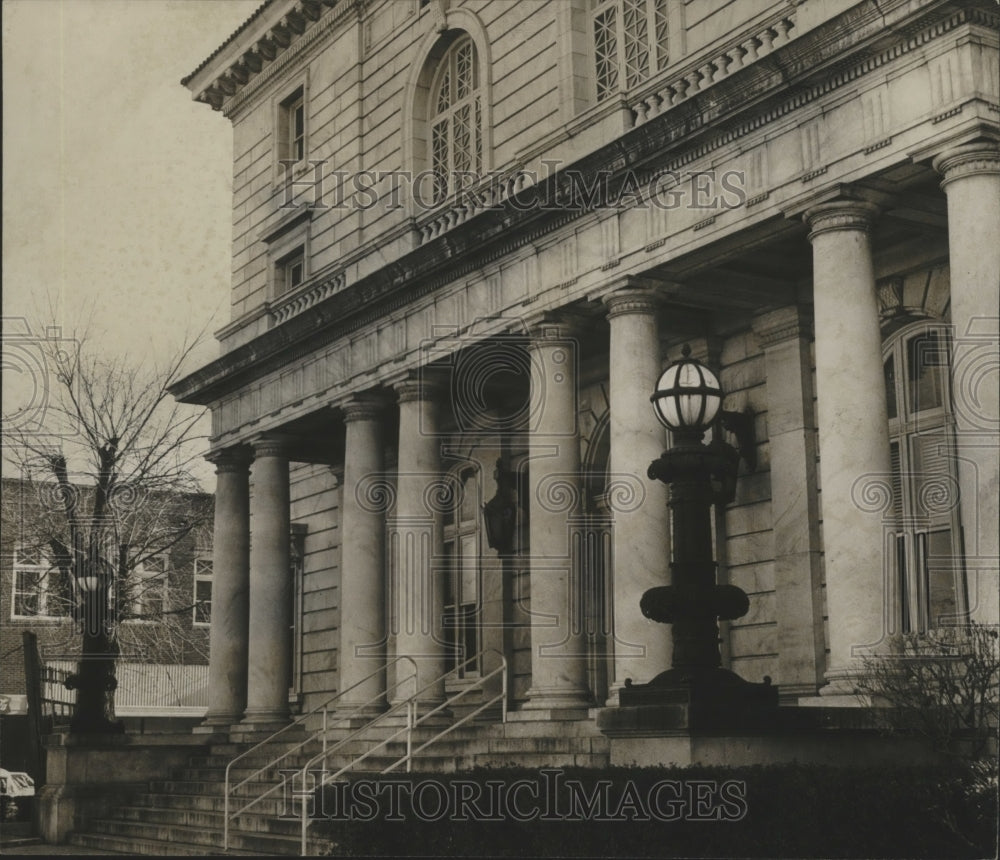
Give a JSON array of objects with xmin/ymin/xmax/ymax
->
[{"xmin": 3, "ymin": 325, "xmax": 211, "ymax": 732}]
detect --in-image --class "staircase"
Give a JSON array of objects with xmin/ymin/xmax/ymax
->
[
  {"xmin": 63, "ymin": 654, "xmax": 610, "ymax": 855},
  {"xmin": 66, "ymin": 718, "xmax": 610, "ymax": 855}
]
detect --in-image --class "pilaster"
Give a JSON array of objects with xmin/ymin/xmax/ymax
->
[{"xmin": 752, "ymin": 307, "xmax": 825, "ymax": 700}]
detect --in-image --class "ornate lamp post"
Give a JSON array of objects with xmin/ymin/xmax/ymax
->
[
  {"xmin": 66, "ymin": 542, "xmax": 123, "ymax": 734},
  {"xmin": 619, "ymin": 345, "xmax": 776, "ymax": 720}
]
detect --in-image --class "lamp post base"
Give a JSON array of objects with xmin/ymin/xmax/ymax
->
[{"xmin": 616, "ymin": 667, "xmax": 778, "ymax": 731}]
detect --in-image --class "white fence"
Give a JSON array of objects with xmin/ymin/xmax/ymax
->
[{"xmin": 47, "ymin": 661, "xmax": 209, "ymax": 717}]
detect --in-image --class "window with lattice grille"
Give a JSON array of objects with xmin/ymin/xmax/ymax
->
[
  {"xmin": 429, "ymin": 36, "xmax": 482, "ymax": 205},
  {"xmin": 592, "ymin": 0, "xmax": 669, "ymax": 101}
]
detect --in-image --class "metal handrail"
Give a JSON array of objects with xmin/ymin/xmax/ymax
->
[
  {"xmin": 223, "ymin": 655, "xmax": 417, "ymax": 852},
  {"xmin": 382, "ymin": 653, "xmax": 508, "ymax": 774},
  {"xmin": 297, "ymin": 649, "xmax": 508, "ymax": 855}
]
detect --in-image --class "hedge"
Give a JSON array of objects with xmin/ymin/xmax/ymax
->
[{"xmin": 310, "ymin": 762, "xmax": 997, "ymax": 858}]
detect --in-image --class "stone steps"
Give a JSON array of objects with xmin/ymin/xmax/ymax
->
[
  {"xmin": 68, "ymin": 832, "xmax": 270, "ymax": 856},
  {"xmin": 69, "ymin": 816, "xmax": 321, "ymax": 855},
  {"xmin": 64, "ymin": 714, "xmax": 610, "ymax": 855}
]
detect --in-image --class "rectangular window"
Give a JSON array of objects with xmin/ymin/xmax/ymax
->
[
  {"xmin": 592, "ymin": 0, "xmax": 669, "ymax": 101},
  {"xmin": 129, "ymin": 555, "xmax": 167, "ymax": 621},
  {"xmin": 193, "ymin": 558, "xmax": 213, "ymax": 626},
  {"xmin": 906, "ymin": 330, "xmax": 946, "ymax": 413},
  {"xmin": 277, "ymin": 246, "xmax": 306, "ymax": 296},
  {"xmin": 14, "ymin": 569, "xmax": 44, "ymax": 617},
  {"xmin": 280, "ymin": 88, "xmax": 306, "ymax": 165},
  {"xmin": 12, "ymin": 546, "xmax": 59, "ymax": 618}
]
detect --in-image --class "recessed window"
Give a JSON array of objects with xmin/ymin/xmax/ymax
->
[
  {"xmin": 277, "ymin": 246, "xmax": 306, "ymax": 296},
  {"xmin": 884, "ymin": 322, "xmax": 965, "ymax": 632},
  {"xmin": 429, "ymin": 36, "xmax": 482, "ymax": 205},
  {"xmin": 280, "ymin": 88, "xmax": 306, "ymax": 166},
  {"xmin": 193, "ymin": 558, "xmax": 212, "ymax": 626},
  {"xmin": 444, "ymin": 467, "xmax": 481, "ymax": 677},
  {"xmin": 592, "ymin": 0, "xmax": 670, "ymax": 101}
]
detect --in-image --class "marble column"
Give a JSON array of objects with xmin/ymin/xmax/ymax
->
[
  {"xmin": 243, "ymin": 435, "xmax": 293, "ymax": 724},
  {"xmin": 753, "ymin": 307, "xmax": 825, "ymax": 699},
  {"xmin": 391, "ymin": 377, "xmax": 447, "ymax": 706},
  {"xmin": 603, "ymin": 286, "xmax": 671, "ymax": 701},
  {"xmin": 524, "ymin": 315, "xmax": 591, "ymax": 710},
  {"xmin": 338, "ymin": 396, "xmax": 388, "ymax": 711},
  {"xmin": 201, "ymin": 447, "xmax": 251, "ymax": 727},
  {"xmin": 932, "ymin": 142, "xmax": 1000, "ymax": 626},
  {"xmin": 805, "ymin": 199, "xmax": 891, "ymax": 693}
]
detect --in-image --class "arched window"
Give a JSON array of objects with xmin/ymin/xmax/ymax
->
[
  {"xmin": 883, "ymin": 322, "xmax": 967, "ymax": 632},
  {"xmin": 429, "ymin": 35, "xmax": 482, "ymax": 205},
  {"xmin": 444, "ymin": 466, "xmax": 482, "ymax": 676}
]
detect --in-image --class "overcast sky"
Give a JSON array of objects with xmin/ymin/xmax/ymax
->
[{"xmin": 2, "ymin": 0, "xmax": 260, "ymax": 484}]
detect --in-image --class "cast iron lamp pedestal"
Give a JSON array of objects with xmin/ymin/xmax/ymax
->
[{"xmin": 618, "ymin": 346, "xmax": 777, "ymax": 724}]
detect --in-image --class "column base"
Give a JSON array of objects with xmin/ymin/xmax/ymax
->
[
  {"xmin": 522, "ymin": 685, "xmax": 593, "ymax": 713},
  {"xmin": 819, "ymin": 667, "xmax": 860, "ymax": 697},
  {"xmin": 238, "ymin": 709, "xmax": 292, "ymax": 732},
  {"xmin": 198, "ymin": 711, "xmax": 243, "ymax": 729}
]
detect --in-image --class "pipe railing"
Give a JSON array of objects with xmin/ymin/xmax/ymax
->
[
  {"xmin": 296, "ymin": 649, "xmax": 508, "ymax": 855},
  {"xmin": 223, "ymin": 655, "xmax": 417, "ymax": 852}
]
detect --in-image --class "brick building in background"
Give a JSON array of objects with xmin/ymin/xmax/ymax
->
[{"xmin": 0, "ymin": 477, "xmax": 213, "ymax": 773}]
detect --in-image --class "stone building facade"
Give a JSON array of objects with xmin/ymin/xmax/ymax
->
[{"xmin": 172, "ymin": 0, "xmax": 999, "ymax": 733}]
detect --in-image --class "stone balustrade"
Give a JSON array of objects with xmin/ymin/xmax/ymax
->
[
  {"xmin": 631, "ymin": 16, "xmax": 796, "ymax": 127},
  {"xmin": 270, "ymin": 269, "xmax": 347, "ymax": 325},
  {"xmin": 416, "ymin": 169, "xmax": 531, "ymax": 245}
]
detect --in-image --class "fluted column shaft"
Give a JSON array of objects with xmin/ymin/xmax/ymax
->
[
  {"xmin": 339, "ymin": 398, "xmax": 388, "ymax": 710},
  {"xmin": 243, "ymin": 436, "xmax": 293, "ymax": 723},
  {"xmin": 391, "ymin": 378, "xmax": 447, "ymax": 705},
  {"xmin": 202, "ymin": 448, "xmax": 251, "ymax": 727},
  {"xmin": 524, "ymin": 318, "xmax": 590, "ymax": 710},
  {"xmin": 933, "ymin": 143, "xmax": 1000, "ymax": 625},
  {"xmin": 805, "ymin": 200, "xmax": 891, "ymax": 692},
  {"xmin": 604, "ymin": 288, "xmax": 671, "ymax": 699}
]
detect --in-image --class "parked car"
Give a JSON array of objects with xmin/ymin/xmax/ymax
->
[{"xmin": 0, "ymin": 768, "xmax": 35, "ymax": 821}]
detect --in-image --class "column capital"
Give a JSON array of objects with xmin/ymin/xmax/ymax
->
[
  {"xmin": 932, "ymin": 141, "xmax": 1000, "ymax": 188},
  {"xmin": 340, "ymin": 393, "xmax": 389, "ymax": 423},
  {"xmin": 804, "ymin": 199, "xmax": 879, "ymax": 241},
  {"xmin": 526, "ymin": 309, "xmax": 587, "ymax": 345},
  {"xmin": 251, "ymin": 433, "xmax": 293, "ymax": 459},
  {"xmin": 752, "ymin": 306, "xmax": 812, "ymax": 348},
  {"xmin": 603, "ymin": 286, "xmax": 661, "ymax": 320},
  {"xmin": 205, "ymin": 446, "xmax": 252, "ymax": 473},
  {"xmin": 392, "ymin": 372, "xmax": 446, "ymax": 405}
]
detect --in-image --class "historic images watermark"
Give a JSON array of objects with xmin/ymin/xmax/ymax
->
[
  {"xmin": 277, "ymin": 160, "xmax": 747, "ymax": 214},
  {"xmin": 279, "ymin": 769, "xmax": 748, "ymax": 823}
]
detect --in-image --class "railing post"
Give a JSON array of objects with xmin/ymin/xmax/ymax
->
[
  {"xmin": 501, "ymin": 656, "xmax": 508, "ymax": 724},
  {"xmin": 300, "ymin": 767, "xmax": 308, "ymax": 857},
  {"xmin": 223, "ymin": 767, "xmax": 230, "ymax": 853},
  {"xmin": 406, "ymin": 701, "xmax": 414, "ymax": 774},
  {"xmin": 322, "ymin": 706, "xmax": 328, "ymax": 760}
]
